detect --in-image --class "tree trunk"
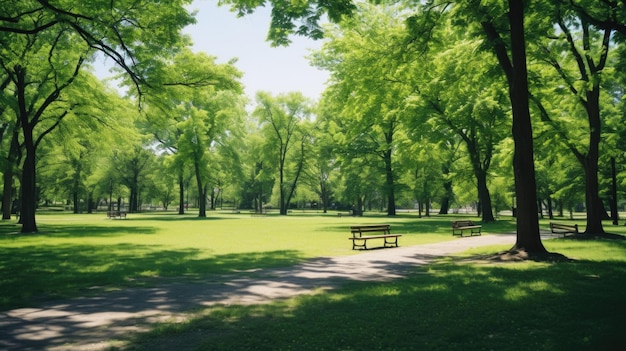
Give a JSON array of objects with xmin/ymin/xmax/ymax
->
[
  {"xmin": 582, "ymin": 86, "xmax": 605, "ymax": 235},
  {"xmin": 178, "ymin": 172, "xmax": 185, "ymax": 215},
  {"xmin": 2, "ymin": 129, "xmax": 20, "ymax": 220},
  {"xmin": 383, "ymin": 149, "xmax": 396, "ymax": 216},
  {"xmin": 547, "ymin": 196, "xmax": 554, "ymax": 220},
  {"xmin": 506, "ymin": 0, "xmax": 546, "ymax": 253},
  {"xmin": 87, "ymin": 191, "xmax": 94, "ymax": 214},
  {"xmin": 439, "ymin": 178, "xmax": 452, "ymax": 215},
  {"xmin": 16, "ymin": 66, "xmax": 37, "ymax": 233},
  {"xmin": 2, "ymin": 161, "xmax": 14, "ymax": 220},
  {"xmin": 476, "ymin": 169, "xmax": 495, "ymax": 222},
  {"xmin": 194, "ymin": 162, "xmax": 206, "ymax": 217},
  {"xmin": 610, "ymin": 157, "xmax": 619, "ymax": 225}
]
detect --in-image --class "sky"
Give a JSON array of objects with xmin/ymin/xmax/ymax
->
[
  {"xmin": 185, "ymin": 0, "xmax": 329, "ymax": 100},
  {"xmin": 96, "ymin": 0, "xmax": 330, "ymax": 101}
]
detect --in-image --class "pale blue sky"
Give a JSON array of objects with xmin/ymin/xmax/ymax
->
[
  {"xmin": 185, "ymin": 0, "xmax": 328, "ymax": 100},
  {"xmin": 94, "ymin": 1, "xmax": 329, "ymax": 101}
]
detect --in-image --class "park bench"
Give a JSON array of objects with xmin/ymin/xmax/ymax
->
[
  {"xmin": 337, "ymin": 211, "xmax": 351, "ymax": 217},
  {"xmin": 349, "ymin": 224, "xmax": 402, "ymax": 250},
  {"xmin": 549, "ymin": 222, "xmax": 579, "ymax": 236},
  {"xmin": 107, "ymin": 211, "xmax": 127, "ymax": 219},
  {"xmin": 451, "ymin": 220, "xmax": 482, "ymax": 236}
]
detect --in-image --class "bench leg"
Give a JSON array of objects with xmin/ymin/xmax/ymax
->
[
  {"xmin": 384, "ymin": 236, "xmax": 398, "ymax": 248},
  {"xmin": 352, "ymin": 239, "xmax": 367, "ymax": 250}
]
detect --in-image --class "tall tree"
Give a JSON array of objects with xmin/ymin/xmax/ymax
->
[
  {"xmin": 254, "ymin": 92, "xmax": 312, "ymax": 215},
  {"xmin": 1, "ymin": 0, "xmax": 195, "ymax": 232},
  {"xmin": 312, "ymin": 5, "xmax": 414, "ymax": 216},
  {"xmin": 139, "ymin": 50, "xmax": 244, "ymax": 217},
  {"xmin": 527, "ymin": 3, "xmax": 619, "ymax": 235},
  {"xmin": 0, "ymin": 25, "xmax": 89, "ymax": 232}
]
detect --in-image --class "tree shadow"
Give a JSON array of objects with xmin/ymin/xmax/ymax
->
[
  {"xmin": 0, "ymin": 242, "xmax": 304, "ymax": 311},
  {"xmin": 125, "ymin": 258, "xmax": 626, "ymax": 351}
]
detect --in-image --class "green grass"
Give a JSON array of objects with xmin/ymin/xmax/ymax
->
[
  {"xmin": 0, "ymin": 211, "xmax": 467, "ymax": 310},
  {"xmin": 121, "ymin": 232, "xmax": 626, "ymax": 351},
  {"xmin": 2, "ymin": 211, "xmax": 625, "ymax": 350}
]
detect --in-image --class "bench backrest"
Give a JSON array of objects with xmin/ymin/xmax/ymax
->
[
  {"xmin": 350, "ymin": 225, "xmax": 391, "ymax": 235},
  {"xmin": 451, "ymin": 220, "xmax": 475, "ymax": 228},
  {"xmin": 550, "ymin": 223, "xmax": 578, "ymax": 231}
]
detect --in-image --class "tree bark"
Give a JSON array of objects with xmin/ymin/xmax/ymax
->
[
  {"xmin": 582, "ymin": 85, "xmax": 605, "ymax": 234},
  {"xmin": 194, "ymin": 161, "xmax": 206, "ymax": 217},
  {"xmin": 2, "ymin": 129, "xmax": 20, "ymax": 220},
  {"xmin": 178, "ymin": 172, "xmax": 185, "ymax": 215},
  {"xmin": 15, "ymin": 66, "xmax": 37, "ymax": 233},
  {"xmin": 610, "ymin": 157, "xmax": 619, "ymax": 225},
  {"xmin": 507, "ymin": 0, "xmax": 545, "ymax": 253},
  {"xmin": 383, "ymin": 148, "xmax": 396, "ymax": 216}
]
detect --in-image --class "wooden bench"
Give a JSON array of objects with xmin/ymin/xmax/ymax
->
[
  {"xmin": 549, "ymin": 222, "xmax": 579, "ymax": 236},
  {"xmin": 451, "ymin": 220, "xmax": 482, "ymax": 236},
  {"xmin": 107, "ymin": 211, "xmax": 127, "ymax": 219},
  {"xmin": 337, "ymin": 211, "xmax": 351, "ymax": 217},
  {"xmin": 349, "ymin": 224, "xmax": 402, "ymax": 250}
]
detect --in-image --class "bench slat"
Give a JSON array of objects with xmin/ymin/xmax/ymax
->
[{"xmin": 549, "ymin": 222, "xmax": 578, "ymax": 237}]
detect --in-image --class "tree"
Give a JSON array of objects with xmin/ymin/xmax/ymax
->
[
  {"xmin": 312, "ymin": 5, "xmax": 416, "ymax": 216},
  {"xmin": 1, "ymin": 0, "xmax": 195, "ymax": 232},
  {"xmin": 0, "ymin": 24, "xmax": 90, "ymax": 232},
  {"xmin": 402, "ymin": 21, "xmax": 509, "ymax": 222},
  {"xmin": 254, "ymin": 92, "xmax": 312, "ymax": 215},
  {"xmin": 139, "ymin": 50, "xmax": 244, "ymax": 217},
  {"xmin": 1, "ymin": 0, "xmax": 196, "ymax": 94},
  {"xmin": 527, "ymin": 3, "xmax": 621, "ymax": 235},
  {"xmin": 450, "ymin": 0, "xmax": 547, "ymax": 252}
]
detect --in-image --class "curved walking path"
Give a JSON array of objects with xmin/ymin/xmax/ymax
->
[{"xmin": 0, "ymin": 233, "xmax": 521, "ymax": 350}]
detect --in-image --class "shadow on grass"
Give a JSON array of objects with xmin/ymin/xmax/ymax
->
[
  {"xmin": 126, "ymin": 258, "xmax": 626, "ymax": 351},
  {"xmin": 125, "ymin": 213, "xmax": 232, "ymax": 222},
  {"xmin": 0, "ymin": 243, "xmax": 304, "ymax": 311}
]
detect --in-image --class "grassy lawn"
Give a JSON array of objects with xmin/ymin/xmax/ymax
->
[
  {"xmin": 2, "ymin": 211, "xmax": 625, "ymax": 350},
  {"xmin": 1, "ymin": 210, "xmax": 475, "ymax": 310}
]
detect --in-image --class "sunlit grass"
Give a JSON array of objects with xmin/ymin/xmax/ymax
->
[
  {"xmin": 0, "ymin": 210, "xmax": 462, "ymax": 310},
  {"xmin": 124, "ymin": 236, "xmax": 626, "ymax": 351},
  {"xmin": 2, "ymin": 211, "xmax": 625, "ymax": 350}
]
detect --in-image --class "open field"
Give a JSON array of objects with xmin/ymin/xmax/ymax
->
[{"xmin": 2, "ymin": 211, "xmax": 626, "ymax": 350}]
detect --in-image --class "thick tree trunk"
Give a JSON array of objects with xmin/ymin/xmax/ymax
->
[
  {"xmin": 476, "ymin": 170, "xmax": 495, "ymax": 222},
  {"xmin": 439, "ymin": 178, "xmax": 452, "ymax": 215},
  {"xmin": 2, "ymin": 129, "xmax": 20, "ymax": 220},
  {"xmin": 20, "ymin": 140, "xmax": 37, "ymax": 233},
  {"xmin": 2, "ymin": 162, "xmax": 14, "ymax": 220},
  {"xmin": 582, "ymin": 87, "xmax": 605, "ymax": 235},
  {"xmin": 507, "ymin": 0, "xmax": 546, "ymax": 253},
  {"xmin": 16, "ymin": 67, "xmax": 37, "ymax": 233}
]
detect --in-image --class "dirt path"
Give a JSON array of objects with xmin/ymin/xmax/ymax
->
[{"xmin": 0, "ymin": 234, "xmax": 519, "ymax": 350}]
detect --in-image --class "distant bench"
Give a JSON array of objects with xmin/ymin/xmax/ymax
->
[
  {"xmin": 451, "ymin": 220, "xmax": 482, "ymax": 236},
  {"xmin": 549, "ymin": 222, "xmax": 579, "ymax": 236},
  {"xmin": 349, "ymin": 224, "xmax": 402, "ymax": 250},
  {"xmin": 107, "ymin": 211, "xmax": 127, "ymax": 219}
]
